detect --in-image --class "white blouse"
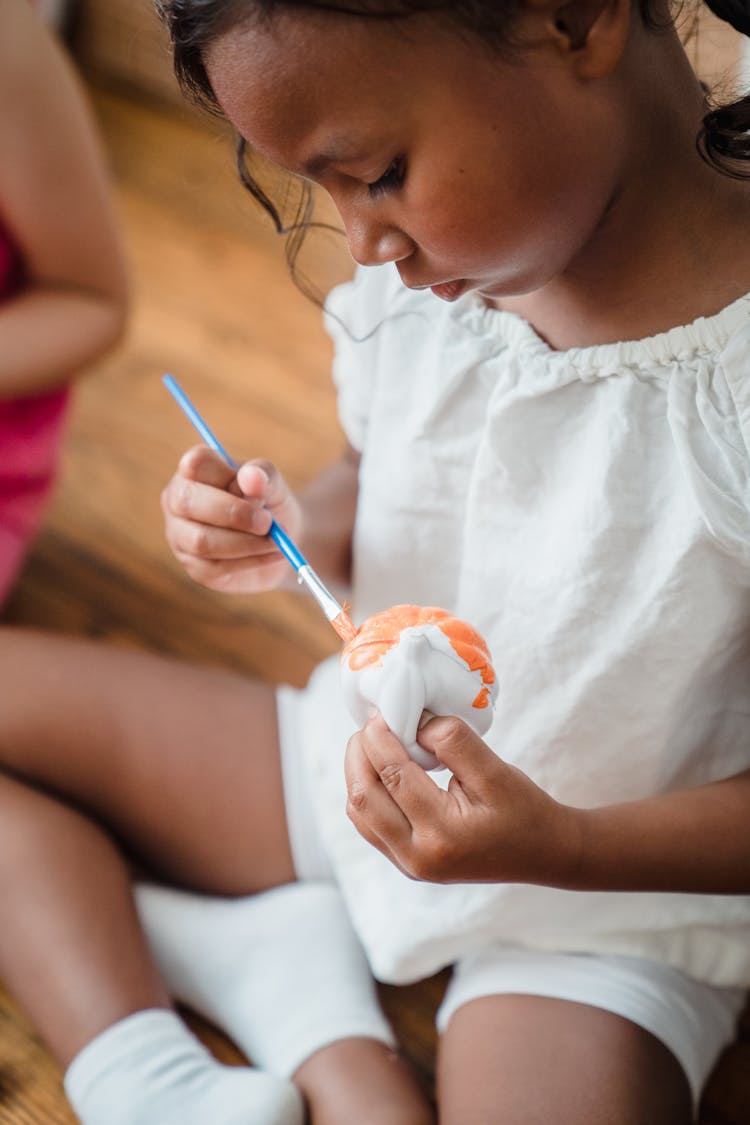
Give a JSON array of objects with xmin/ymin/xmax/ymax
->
[{"xmin": 298, "ymin": 264, "xmax": 750, "ymax": 987}]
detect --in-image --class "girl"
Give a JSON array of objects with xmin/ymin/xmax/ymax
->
[
  {"xmin": 0, "ymin": 0, "xmax": 128, "ymax": 608},
  {"xmin": 1, "ymin": 1, "xmax": 750, "ymax": 1123}
]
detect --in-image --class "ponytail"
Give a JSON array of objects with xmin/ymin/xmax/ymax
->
[{"xmin": 697, "ymin": 0, "xmax": 750, "ymax": 176}]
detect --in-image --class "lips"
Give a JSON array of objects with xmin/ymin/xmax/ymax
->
[
  {"xmin": 398, "ymin": 270, "xmax": 469, "ymax": 302},
  {"xmin": 429, "ymin": 279, "xmax": 467, "ymax": 302}
]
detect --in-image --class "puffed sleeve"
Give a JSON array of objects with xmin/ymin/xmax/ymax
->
[
  {"xmin": 323, "ymin": 264, "xmax": 405, "ymax": 452},
  {"xmin": 668, "ymin": 320, "xmax": 750, "ymax": 565}
]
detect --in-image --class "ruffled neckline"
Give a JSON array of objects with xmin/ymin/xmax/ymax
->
[{"xmin": 453, "ymin": 290, "xmax": 750, "ymax": 379}]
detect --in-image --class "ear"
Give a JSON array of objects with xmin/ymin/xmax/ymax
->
[{"xmin": 545, "ymin": 0, "xmax": 632, "ymax": 77}]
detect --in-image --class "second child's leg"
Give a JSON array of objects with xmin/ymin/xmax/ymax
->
[
  {"xmin": 0, "ymin": 627, "xmax": 296, "ymax": 1063},
  {"xmin": 0, "ymin": 766, "xmax": 172, "ymax": 1064},
  {"xmin": 0, "ymin": 627, "xmax": 431, "ymax": 1124}
]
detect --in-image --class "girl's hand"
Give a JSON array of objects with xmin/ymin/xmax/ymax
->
[
  {"xmin": 347, "ymin": 715, "xmax": 750, "ymax": 893},
  {"xmin": 161, "ymin": 444, "xmax": 302, "ymax": 594},
  {"xmin": 345, "ymin": 713, "xmax": 582, "ymax": 885}
]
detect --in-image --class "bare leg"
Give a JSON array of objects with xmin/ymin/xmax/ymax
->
[
  {"xmin": 0, "ymin": 768, "xmax": 170, "ymax": 1065},
  {"xmin": 0, "ymin": 628, "xmax": 294, "ymax": 1065},
  {"xmin": 437, "ymin": 994, "xmax": 692, "ymax": 1125},
  {"xmin": 0, "ymin": 628, "xmax": 296, "ymax": 896},
  {"xmin": 0, "ymin": 627, "xmax": 430, "ymax": 1122},
  {"xmin": 295, "ymin": 1039, "xmax": 433, "ymax": 1125}
]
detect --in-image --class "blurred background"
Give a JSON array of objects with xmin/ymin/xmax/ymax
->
[{"xmin": 5, "ymin": 0, "xmax": 357, "ymax": 688}]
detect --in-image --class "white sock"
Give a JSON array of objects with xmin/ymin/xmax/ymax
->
[
  {"xmin": 135, "ymin": 881, "xmax": 396, "ymax": 1077},
  {"xmin": 64, "ymin": 1008, "xmax": 303, "ymax": 1125}
]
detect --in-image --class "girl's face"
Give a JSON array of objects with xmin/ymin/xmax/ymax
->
[{"xmin": 205, "ymin": 8, "xmax": 627, "ymax": 303}]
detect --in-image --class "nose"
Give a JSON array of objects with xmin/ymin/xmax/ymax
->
[{"xmin": 345, "ymin": 214, "xmax": 414, "ymax": 268}]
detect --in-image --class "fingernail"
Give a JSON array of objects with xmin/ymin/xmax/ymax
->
[
  {"xmin": 247, "ymin": 464, "xmax": 269, "ymax": 486},
  {"xmin": 418, "ymin": 709, "xmax": 435, "ymax": 730},
  {"xmin": 364, "ymin": 711, "xmax": 388, "ymax": 734}
]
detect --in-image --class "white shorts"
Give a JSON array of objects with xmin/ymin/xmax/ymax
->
[{"xmin": 276, "ymin": 685, "xmax": 746, "ymax": 1110}]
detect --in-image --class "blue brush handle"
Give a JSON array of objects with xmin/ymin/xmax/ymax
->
[{"xmin": 163, "ymin": 374, "xmax": 308, "ymax": 573}]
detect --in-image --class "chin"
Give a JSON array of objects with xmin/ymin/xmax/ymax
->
[
  {"xmin": 475, "ymin": 272, "xmax": 547, "ymax": 301},
  {"xmin": 475, "ymin": 252, "xmax": 569, "ymax": 298}
]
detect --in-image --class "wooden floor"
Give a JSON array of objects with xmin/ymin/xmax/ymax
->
[{"xmin": 2, "ymin": 80, "xmax": 750, "ymax": 1123}]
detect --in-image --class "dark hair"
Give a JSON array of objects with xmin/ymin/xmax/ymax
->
[
  {"xmin": 155, "ymin": 0, "xmax": 750, "ymax": 256},
  {"xmin": 156, "ymin": 1, "xmax": 525, "ymax": 114},
  {"xmin": 697, "ymin": 0, "xmax": 750, "ymax": 173}
]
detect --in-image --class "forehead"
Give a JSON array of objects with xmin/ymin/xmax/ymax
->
[{"xmin": 204, "ymin": 10, "xmax": 495, "ymax": 169}]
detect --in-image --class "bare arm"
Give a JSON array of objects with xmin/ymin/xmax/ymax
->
[
  {"xmin": 345, "ymin": 715, "xmax": 750, "ymax": 892},
  {"xmin": 283, "ymin": 443, "xmax": 361, "ymax": 592},
  {"xmin": 0, "ymin": 0, "xmax": 128, "ymax": 399},
  {"xmin": 568, "ymin": 766, "xmax": 750, "ymax": 893}
]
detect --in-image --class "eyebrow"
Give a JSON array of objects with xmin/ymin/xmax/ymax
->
[{"xmin": 300, "ymin": 139, "xmax": 369, "ymax": 178}]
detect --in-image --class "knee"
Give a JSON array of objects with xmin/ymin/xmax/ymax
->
[
  {"xmin": 0, "ymin": 769, "xmax": 109, "ymax": 873},
  {"xmin": 295, "ymin": 1040, "xmax": 435, "ymax": 1125}
]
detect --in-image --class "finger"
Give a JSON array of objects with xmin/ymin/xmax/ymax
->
[
  {"xmin": 167, "ymin": 515, "xmax": 280, "ymax": 563},
  {"xmin": 172, "ymin": 550, "xmax": 289, "ymax": 594},
  {"xmin": 417, "ymin": 715, "xmax": 503, "ymax": 799},
  {"xmin": 236, "ymin": 459, "xmax": 286, "ymax": 509},
  {"xmin": 353, "ymin": 715, "xmax": 449, "ymax": 834},
  {"xmin": 342, "ymin": 768, "xmax": 412, "ymax": 877},
  {"xmin": 163, "ymin": 476, "xmax": 268, "ymax": 537},
  {"xmin": 178, "ymin": 445, "xmax": 239, "ymax": 490},
  {"xmin": 345, "ymin": 727, "xmax": 415, "ymax": 845}
]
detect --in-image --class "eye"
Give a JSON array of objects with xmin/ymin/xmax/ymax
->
[{"xmin": 366, "ymin": 156, "xmax": 406, "ymax": 197}]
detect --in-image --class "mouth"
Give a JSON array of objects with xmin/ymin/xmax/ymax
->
[
  {"xmin": 401, "ymin": 274, "xmax": 468, "ymax": 302},
  {"xmin": 428, "ymin": 279, "xmax": 467, "ymax": 302}
]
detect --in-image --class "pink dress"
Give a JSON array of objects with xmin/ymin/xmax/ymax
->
[{"xmin": 0, "ymin": 222, "xmax": 71, "ymax": 604}]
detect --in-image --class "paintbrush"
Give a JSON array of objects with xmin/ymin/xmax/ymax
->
[{"xmin": 163, "ymin": 374, "xmax": 356, "ymax": 642}]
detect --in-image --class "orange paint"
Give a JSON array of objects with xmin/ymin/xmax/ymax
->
[
  {"xmin": 341, "ymin": 604, "xmax": 495, "ymax": 707},
  {"xmin": 331, "ymin": 607, "xmax": 357, "ymax": 643},
  {"xmin": 472, "ymin": 687, "xmax": 491, "ymax": 709}
]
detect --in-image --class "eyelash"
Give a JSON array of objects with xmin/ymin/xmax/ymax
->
[{"xmin": 367, "ymin": 156, "xmax": 406, "ymax": 197}]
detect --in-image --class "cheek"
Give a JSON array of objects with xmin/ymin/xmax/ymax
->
[
  {"xmin": 410, "ymin": 142, "xmax": 558, "ymax": 268},
  {"xmin": 455, "ymin": 148, "xmax": 611, "ymax": 289},
  {"xmin": 406, "ymin": 178, "xmax": 495, "ymax": 265},
  {"xmin": 495, "ymin": 115, "xmax": 619, "ymax": 266},
  {"xmin": 408, "ymin": 102, "xmax": 614, "ymax": 291},
  {"xmin": 415, "ymin": 188, "xmax": 558, "ymax": 281}
]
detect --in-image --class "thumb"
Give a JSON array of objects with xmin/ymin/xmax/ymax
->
[
  {"xmin": 417, "ymin": 716, "xmax": 501, "ymax": 795},
  {"xmin": 236, "ymin": 459, "xmax": 272, "ymax": 502},
  {"xmin": 237, "ymin": 458, "xmax": 297, "ymax": 523}
]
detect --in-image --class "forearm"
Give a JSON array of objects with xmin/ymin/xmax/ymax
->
[
  {"xmin": 347, "ymin": 713, "xmax": 750, "ymax": 892},
  {"xmin": 0, "ymin": 284, "xmax": 127, "ymax": 399},
  {"xmin": 0, "ymin": 2, "xmax": 129, "ymax": 401},
  {"xmin": 562, "ymin": 767, "xmax": 750, "ymax": 894},
  {"xmin": 283, "ymin": 444, "xmax": 360, "ymax": 592}
]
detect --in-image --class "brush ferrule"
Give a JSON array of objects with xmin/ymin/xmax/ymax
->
[{"xmin": 297, "ymin": 565, "xmax": 343, "ymax": 622}]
